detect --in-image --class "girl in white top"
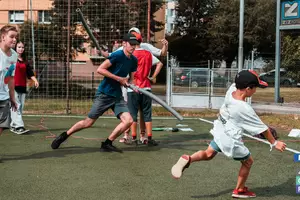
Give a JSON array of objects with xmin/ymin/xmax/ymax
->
[{"xmin": 171, "ymin": 70, "xmax": 287, "ymax": 199}]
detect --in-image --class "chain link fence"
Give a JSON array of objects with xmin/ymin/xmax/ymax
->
[{"xmin": 0, "ymin": 0, "xmax": 151, "ymax": 115}]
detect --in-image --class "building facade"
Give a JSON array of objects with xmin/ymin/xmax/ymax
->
[
  {"xmin": 0, "ymin": 0, "xmax": 52, "ymax": 28},
  {"xmin": 165, "ymin": 0, "xmax": 176, "ymax": 35}
]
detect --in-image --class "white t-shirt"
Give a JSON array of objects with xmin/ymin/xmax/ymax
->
[
  {"xmin": 0, "ymin": 49, "xmax": 18, "ymax": 100},
  {"xmin": 114, "ymin": 43, "xmax": 162, "ymax": 57},
  {"xmin": 210, "ymin": 83, "xmax": 268, "ymax": 158}
]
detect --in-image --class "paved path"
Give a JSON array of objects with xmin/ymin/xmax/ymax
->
[
  {"xmin": 155, "ymin": 95, "xmax": 300, "ymax": 115},
  {"xmin": 252, "ymin": 103, "xmax": 300, "ymax": 114}
]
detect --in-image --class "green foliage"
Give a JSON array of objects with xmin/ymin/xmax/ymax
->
[
  {"xmin": 19, "ymin": 0, "xmax": 163, "ymax": 62},
  {"xmin": 281, "ymin": 34, "xmax": 300, "ymax": 81},
  {"xmin": 170, "ymin": 0, "xmax": 277, "ymax": 66},
  {"xmin": 167, "ymin": 0, "xmax": 217, "ymax": 62},
  {"xmin": 18, "ymin": 21, "xmax": 67, "ymax": 61}
]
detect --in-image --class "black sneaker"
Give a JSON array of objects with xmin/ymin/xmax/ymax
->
[
  {"xmin": 148, "ymin": 139, "xmax": 159, "ymax": 146},
  {"xmin": 51, "ymin": 132, "xmax": 69, "ymax": 149},
  {"xmin": 100, "ymin": 142, "xmax": 123, "ymax": 153}
]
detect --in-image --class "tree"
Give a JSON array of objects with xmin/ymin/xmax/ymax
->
[
  {"xmin": 18, "ymin": 21, "xmax": 66, "ymax": 61},
  {"xmin": 167, "ymin": 0, "xmax": 217, "ymax": 62},
  {"xmin": 207, "ymin": 0, "xmax": 277, "ymax": 67},
  {"xmin": 18, "ymin": 0, "xmax": 163, "ymax": 62},
  {"xmin": 170, "ymin": 0, "xmax": 277, "ymax": 67},
  {"xmin": 281, "ymin": 32, "xmax": 300, "ymax": 82}
]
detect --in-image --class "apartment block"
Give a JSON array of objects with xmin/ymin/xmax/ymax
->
[{"xmin": 0, "ymin": 0, "xmax": 52, "ymax": 27}]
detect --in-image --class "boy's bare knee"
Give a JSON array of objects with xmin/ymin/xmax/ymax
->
[
  {"xmin": 127, "ymin": 117, "xmax": 133, "ymax": 126},
  {"xmin": 205, "ymin": 149, "xmax": 216, "ymax": 160},
  {"xmin": 242, "ymin": 157, "xmax": 254, "ymax": 168},
  {"xmin": 83, "ymin": 119, "xmax": 94, "ymax": 128}
]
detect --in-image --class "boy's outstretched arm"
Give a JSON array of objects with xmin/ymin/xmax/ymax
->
[{"xmin": 262, "ymin": 128, "xmax": 286, "ymax": 152}]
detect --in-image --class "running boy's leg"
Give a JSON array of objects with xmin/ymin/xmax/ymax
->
[
  {"xmin": 51, "ymin": 94, "xmax": 114, "ymax": 149},
  {"xmin": 107, "ymin": 112, "xmax": 133, "ymax": 141},
  {"xmin": 231, "ymin": 156, "xmax": 256, "ymax": 198},
  {"xmin": 51, "ymin": 117, "xmax": 97, "ymax": 149},
  {"xmin": 171, "ymin": 145, "xmax": 218, "ymax": 179},
  {"xmin": 101, "ymin": 98, "xmax": 133, "ymax": 152},
  {"xmin": 236, "ymin": 156, "xmax": 254, "ymax": 190}
]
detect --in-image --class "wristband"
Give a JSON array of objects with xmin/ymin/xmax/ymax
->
[{"xmin": 270, "ymin": 141, "xmax": 278, "ymax": 151}]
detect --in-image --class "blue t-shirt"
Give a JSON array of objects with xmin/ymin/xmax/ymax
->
[{"xmin": 97, "ymin": 50, "xmax": 137, "ymax": 98}]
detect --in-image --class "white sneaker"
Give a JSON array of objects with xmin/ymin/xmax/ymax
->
[
  {"xmin": 171, "ymin": 155, "xmax": 190, "ymax": 179},
  {"xmin": 119, "ymin": 136, "xmax": 132, "ymax": 144},
  {"xmin": 13, "ymin": 127, "xmax": 30, "ymax": 135},
  {"xmin": 10, "ymin": 127, "xmax": 16, "ymax": 133},
  {"xmin": 139, "ymin": 137, "xmax": 148, "ymax": 144}
]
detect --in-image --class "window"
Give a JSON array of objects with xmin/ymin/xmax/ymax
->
[
  {"xmin": 38, "ymin": 10, "xmax": 51, "ymax": 24},
  {"xmin": 170, "ymin": 9, "xmax": 175, "ymax": 17},
  {"xmin": 170, "ymin": 23, "xmax": 175, "ymax": 30},
  {"xmin": 9, "ymin": 11, "xmax": 24, "ymax": 24}
]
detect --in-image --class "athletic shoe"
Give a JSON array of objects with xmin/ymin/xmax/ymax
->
[
  {"xmin": 100, "ymin": 142, "xmax": 123, "ymax": 153},
  {"xmin": 119, "ymin": 136, "xmax": 132, "ymax": 144},
  {"xmin": 232, "ymin": 187, "xmax": 256, "ymax": 198},
  {"xmin": 171, "ymin": 155, "xmax": 191, "ymax": 179},
  {"xmin": 51, "ymin": 132, "xmax": 69, "ymax": 149},
  {"xmin": 148, "ymin": 139, "xmax": 159, "ymax": 146},
  {"xmin": 139, "ymin": 137, "xmax": 148, "ymax": 144},
  {"xmin": 10, "ymin": 127, "xmax": 16, "ymax": 133},
  {"xmin": 12, "ymin": 127, "xmax": 30, "ymax": 135}
]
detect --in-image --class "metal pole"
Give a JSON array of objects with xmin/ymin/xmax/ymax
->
[
  {"xmin": 166, "ymin": 52, "xmax": 171, "ymax": 105},
  {"xmin": 251, "ymin": 49, "xmax": 255, "ymax": 69},
  {"xmin": 66, "ymin": 0, "xmax": 71, "ymax": 114},
  {"xmin": 238, "ymin": 0, "xmax": 244, "ymax": 72},
  {"xmin": 29, "ymin": 0, "xmax": 36, "ymax": 71},
  {"xmin": 275, "ymin": 0, "xmax": 281, "ymax": 103},
  {"xmin": 147, "ymin": 0, "xmax": 151, "ymax": 42}
]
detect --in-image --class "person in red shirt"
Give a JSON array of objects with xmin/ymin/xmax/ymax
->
[
  {"xmin": 125, "ymin": 32, "xmax": 163, "ymax": 145},
  {"xmin": 10, "ymin": 41, "xmax": 39, "ymax": 134}
]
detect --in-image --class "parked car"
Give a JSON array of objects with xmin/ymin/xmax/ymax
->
[
  {"xmin": 174, "ymin": 69, "xmax": 231, "ymax": 88},
  {"xmin": 259, "ymin": 69, "xmax": 296, "ymax": 86}
]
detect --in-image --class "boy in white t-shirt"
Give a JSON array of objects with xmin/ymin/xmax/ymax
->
[
  {"xmin": 171, "ymin": 70, "xmax": 287, "ymax": 199},
  {"xmin": 0, "ymin": 25, "xmax": 18, "ymax": 135}
]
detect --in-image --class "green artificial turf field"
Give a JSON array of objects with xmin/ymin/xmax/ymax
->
[{"xmin": 0, "ymin": 116, "xmax": 299, "ymax": 200}]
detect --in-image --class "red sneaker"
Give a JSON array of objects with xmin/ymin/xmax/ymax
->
[
  {"xmin": 232, "ymin": 187, "xmax": 256, "ymax": 198},
  {"xmin": 171, "ymin": 155, "xmax": 190, "ymax": 179}
]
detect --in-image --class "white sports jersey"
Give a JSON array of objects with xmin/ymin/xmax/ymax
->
[
  {"xmin": 114, "ymin": 43, "xmax": 162, "ymax": 57},
  {"xmin": 0, "ymin": 49, "xmax": 18, "ymax": 100},
  {"xmin": 210, "ymin": 83, "xmax": 268, "ymax": 158}
]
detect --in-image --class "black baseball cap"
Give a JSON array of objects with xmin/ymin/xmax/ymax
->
[
  {"xmin": 235, "ymin": 70, "xmax": 268, "ymax": 89},
  {"xmin": 123, "ymin": 33, "xmax": 139, "ymax": 45}
]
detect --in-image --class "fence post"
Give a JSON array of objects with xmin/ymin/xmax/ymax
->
[
  {"xmin": 166, "ymin": 52, "xmax": 171, "ymax": 106},
  {"xmin": 208, "ymin": 70, "xmax": 213, "ymax": 109},
  {"xmin": 66, "ymin": 0, "xmax": 71, "ymax": 114}
]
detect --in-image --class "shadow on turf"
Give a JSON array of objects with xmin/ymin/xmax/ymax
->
[
  {"xmin": 1, "ymin": 132, "xmax": 213, "ymax": 162},
  {"xmin": 121, "ymin": 133, "xmax": 212, "ymax": 152},
  {"xmin": 190, "ymin": 177, "xmax": 297, "ymax": 198},
  {"xmin": 1, "ymin": 146, "xmax": 100, "ymax": 162}
]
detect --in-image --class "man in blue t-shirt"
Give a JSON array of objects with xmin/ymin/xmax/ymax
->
[{"xmin": 51, "ymin": 33, "xmax": 139, "ymax": 152}]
